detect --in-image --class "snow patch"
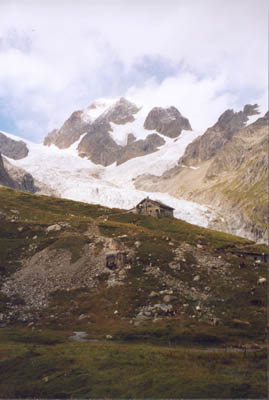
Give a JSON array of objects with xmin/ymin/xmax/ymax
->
[
  {"xmin": 109, "ymin": 106, "xmax": 156, "ymax": 146},
  {"xmin": 81, "ymin": 98, "xmax": 116, "ymax": 123}
]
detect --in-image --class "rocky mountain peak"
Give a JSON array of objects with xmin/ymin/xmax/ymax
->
[
  {"xmin": 44, "ymin": 97, "xmax": 192, "ymax": 166},
  {"xmin": 179, "ymin": 104, "xmax": 260, "ymax": 166},
  {"xmin": 43, "ymin": 110, "xmax": 91, "ymax": 149},
  {"xmin": 98, "ymin": 97, "xmax": 140, "ymax": 125},
  {"xmin": 144, "ymin": 106, "xmax": 192, "ymax": 138},
  {"xmin": 213, "ymin": 104, "xmax": 260, "ymax": 138}
]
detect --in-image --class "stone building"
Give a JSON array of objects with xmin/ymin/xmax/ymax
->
[
  {"xmin": 106, "ymin": 251, "xmax": 128, "ymax": 270},
  {"xmin": 134, "ymin": 197, "xmax": 174, "ymax": 218}
]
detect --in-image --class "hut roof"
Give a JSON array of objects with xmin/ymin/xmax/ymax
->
[{"xmin": 136, "ymin": 198, "xmax": 174, "ymax": 210}]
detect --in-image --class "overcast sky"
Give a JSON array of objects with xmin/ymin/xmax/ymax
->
[{"xmin": 0, "ymin": 0, "xmax": 267, "ymax": 142}]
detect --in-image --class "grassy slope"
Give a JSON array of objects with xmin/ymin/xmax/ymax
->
[{"xmin": 0, "ymin": 186, "xmax": 268, "ymax": 398}]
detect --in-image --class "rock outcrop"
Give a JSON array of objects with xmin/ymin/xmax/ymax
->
[
  {"xmin": 77, "ymin": 117, "xmax": 120, "ymax": 165},
  {"xmin": 100, "ymin": 96, "xmax": 140, "ymax": 124},
  {"xmin": 43, "ymin": 98, "xmax": 192, "ymax": 166},
  {"xmin": 0, "ymin": 131, "xmax": 29, "ymax": 159},
  {"xmin": 77, "ymin": 98, "xmax": 170, "ymax": 166},
  {"xmin": 0, "ymin": 152, "xmax": 36, "ymax": 192},
  {"xmin": 179, "ymin": 104, "xmax": 259, "ymax": 167},
  {"xmin": 144, "ymin": 106, "xmax": 192, "ymax": 138},
  {"xmin": 117, "ymin": 134, "xmax": 165, "ymax": 165},
  {"xmin": 0, "ymin": 153, "xmax": 58, "ymax": 196},
  {"xmin": 44, "ymin": 110, "xmax": 91, "ymax": 149}
]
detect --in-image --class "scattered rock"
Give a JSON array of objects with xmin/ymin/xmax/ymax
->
[
  {"xmin": 78, "ymin": 314, "xmax": 88, "ymax": 321},
  {"xmin": 149, "ymin": 291, "xmax": 158, "ymax": 298},
  {"xmin": 46, "ymin": 224, "xmax": 62, "ymax": 233},
  {"xmin": 106, "ymin": 334, "xmax": 113, "ymax": 340},
  {"xmin": 163, "ymin": 295, "xmax": 174, "ymax": 303},
  {"xmin": 193, "ymin": 275, "xmax": 200, "ymax": 281}
]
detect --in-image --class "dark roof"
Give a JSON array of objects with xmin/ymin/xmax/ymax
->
[{"xmin": 136, "ymin": 198, "xmax": 174, "ymax": 210}]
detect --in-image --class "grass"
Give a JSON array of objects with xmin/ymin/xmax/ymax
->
[
  {"xmin": 0, "ymin": 327, "xmax": 266, "ymax": 399},
  {"xmin": 0, "ymin": 186, "xmax": 268, "ymax": 398}
]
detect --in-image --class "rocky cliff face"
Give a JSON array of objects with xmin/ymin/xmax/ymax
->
[
  {"xmin": 135, "ymin": 106, "xmax": 268, "ymax": 244},
  {"xmin": 144, "ymin": 106, "xmax": 192, "ymax": 138},
  {"xmin": 0, "ymin": 153, "xmax": 15, "ymax": 188},
  {"xmin": 0, "ymin": 152, "xmax": 36, "ymax": 192},
  {"xmin": 0, "ymin": 131, "xmax": 29, "ymax": 159},
  {"xmin": 179, "ymin": 104, "xmax": 259, "ymax": 167},
  {"xmin": 0, "ymin": 153, "xmax": 58, "ymax": 196},
  {"xmin": 44, "ymin": 97, "xmax": 191, "ymax": 166},
  {"xmin": 43, "ymin": 110, "xmax": 91, "ymax": 149}
]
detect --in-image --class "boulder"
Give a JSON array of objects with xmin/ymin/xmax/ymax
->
[{"xmin": 46, "ymin": 224, "xmax": 62, "ymax": 233}]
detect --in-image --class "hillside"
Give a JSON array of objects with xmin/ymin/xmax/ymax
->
[
  {"xmin": 135, "ymin": 108, "xmax": 269, "ymax": 244},
  {"xmin": 0, "ymin": 186, "xmax": 267, "ymax": 398}
]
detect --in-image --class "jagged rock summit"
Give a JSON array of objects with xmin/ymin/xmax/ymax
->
[
  {"xmin": 43, "ymin": 110, "xmax": 91, "ymax": 149},
  {"xmin": 179, "ymin": 104, "xmax": 259, "ymax": 167},
  {"xmin": 43, "ymin": 97, "xmax": 192, "ymax": 166},
  {"xmin": 144, "ymin": 106, "xmax": 192, "ymax": 138},
  {"xmin": 98, "ymin": 96, "xmax": 140, "ymax": 125}
]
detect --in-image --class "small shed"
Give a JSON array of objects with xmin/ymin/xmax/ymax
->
[
  {"xmin": 106, "ymin": 251, "xmax": 128, "ymax": 270},
  {"xmin": 135, "ymin": 197, "xmax": 174, "ymax": 218}
]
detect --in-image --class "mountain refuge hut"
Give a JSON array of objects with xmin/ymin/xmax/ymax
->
[{"xmin": 133, "ymin": 197, "xmax": 174, "ymax": 218}]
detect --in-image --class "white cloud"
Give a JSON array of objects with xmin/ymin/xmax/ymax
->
[
  {"xmin": 0, "ymin": 0, "xmax": 267, "ymax": 141},
  {"xmin": 126, "ymin": 72, "xmax": 237, "ymax": 130}
]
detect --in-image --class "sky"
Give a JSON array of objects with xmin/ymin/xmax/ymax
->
[{"xmin": 0, "ymin": 0, "xmax": 267, "ymax": 142}]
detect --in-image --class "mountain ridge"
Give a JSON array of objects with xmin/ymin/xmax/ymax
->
[{"xmin": 135, "ymin": 107, "xmax": 268, "ymax": 243}]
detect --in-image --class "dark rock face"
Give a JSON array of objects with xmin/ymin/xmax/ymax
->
[
  {"xmin": 117, "ymin": 134, "xmax": 165, "ymax": 165},
  {"xmin": 144, "ymin": 106, "xmax": 192, "ymax": 138},
  {"xmin": 43, "ymin": 97, "xmax": 140, "ymax": 150},
  {"xmin": 0, "ymin": 153, "xmax": 37, "ymax": 192},
  {"xmin": 0, "ymin": 153, "xmax": 14, "ymax": 188},
  {"xmin": 179, "ymin": 104, "xmax": 260, "ymax": 166},
  {"xmin": 44, "ymin": 98, "xmax": 187, "ymax": 166},
  {"xmin": 43, "ymin": 111, "xmax": 91, "ymax": 149},
  {"xmin": 78, "ymin": 119, "xmax": 121, "ymax": 166},
  {"xmin": 0, "ymin": 132, "xmax": 29, "ymax": 160},
  {"xmin": 77, "ymin": 98, "xmax": 166, "ymax": 166}
]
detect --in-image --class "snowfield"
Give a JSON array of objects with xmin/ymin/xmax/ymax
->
[{"xmin": 2, "ymin": 125, "xmax": 221, "ymax": 228}]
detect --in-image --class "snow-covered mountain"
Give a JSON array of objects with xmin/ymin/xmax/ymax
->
[
  {"xmin": 1, "ymin": 97, "xmax": 265, "ymax": 239},
  {"xmin": 43, "ymin": 97, "xmax": 192, "ymax": 166},
  {"xmin": 0, "ymin": 96, "xmax": 221, "ymax": 228}
]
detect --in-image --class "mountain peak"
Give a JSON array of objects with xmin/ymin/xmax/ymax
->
[{"xmin": 144, "ymin": 106, "xmax": 192, "ymax": 138}]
